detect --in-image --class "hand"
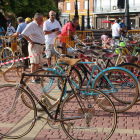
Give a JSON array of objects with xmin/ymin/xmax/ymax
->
[
  {"xmin": 30, "ymin": 42, "xmax": 34, "ymax": 48},
  {"xmin": 55, "ymin": 28, "xmax": 59, "ymax": 31},
  {"xmin": 55, "ymin": 31, "xmax": 61, "ymax": 35}
]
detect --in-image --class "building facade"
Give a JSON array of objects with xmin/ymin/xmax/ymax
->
[
  {"xmin": 59, "ymin": 0, "xmax": 94, "ymax": 28},
  {"xmin": 59, "ymin": 0, "xmax": 140, "ymax": 29},
  {"xmin": 93, "ymin": 0, "xmax": 140, "ymax": 29}
]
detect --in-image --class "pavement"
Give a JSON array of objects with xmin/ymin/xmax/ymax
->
[{"xmin": 0, "ymin": 63, "xmax": 140, "ymax": 140}]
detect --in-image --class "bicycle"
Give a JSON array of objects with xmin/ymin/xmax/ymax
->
[{"xmin": 0, "ymin": 58, "xmax": 117, "ymax": 140}]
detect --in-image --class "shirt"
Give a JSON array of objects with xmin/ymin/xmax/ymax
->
[
  {"xmin": 22, "ymin": 21, "xmax": 45, "ymax": 44},
  {"xmin": 101, "ymin": 35, "xmax": 108, "ymax": 42},
  {"xmin": 58, "ymin": 22, "xmax": 76, "ymax": 43},
  {"xmin": 112, "ymin": 23, "xmax": 121, "ymax": 37},
  {"xmin": 16, "ymin": 22, "xmax": 27, "ymax": 38},
  {"xmin": 43, "ymin": 19, "xmax": 61, "ymax": 44},
  {"xmin": 7, "ymin": 26, "xmax": 16, "ymax": 36},
  {"xmin": 119, "ymin": 22, "xmax": 125, "ymax": 28},
  {"xmin": 0, "ymin": 27, "xmax": 4, "ymax": 36}
]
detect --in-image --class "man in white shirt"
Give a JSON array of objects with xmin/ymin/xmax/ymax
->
[
  {"xmin": 22, "ymin": 13, "xmax": 45, "ymax": 83},
  {"xmin": 111, "ymin": 18, "xmax": 121, "ymax": 39},
  {"xmin": 43, "ymin": 10, "xmax": 61, "ymax": 67}
]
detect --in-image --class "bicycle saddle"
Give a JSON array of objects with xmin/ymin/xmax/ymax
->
[{"xmin": 58, "ymin": 58, "xmax": 81, "ymax": 66}]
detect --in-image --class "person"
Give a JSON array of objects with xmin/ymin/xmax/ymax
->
[
  {"xmin": 6, "ymin": 22, "xmax": 16, "ymax": 36},
  {"xmin": 97, "ymin": 26, "xmax": 100, "ymax": 29},
  {"xmin": 58, "ymin": 18, "xmax": 79, "ymax": 53},
  {"xmin": 111, "ymin": 18, "xmax": 121, "ymax": 39},
  {"xmin": 0, "ymin": 24, "xmax": 5, "ymax": 36},
  {"xmin": 101, "ymin": 31, "xmax": 108, "ymax": 47},
  {"xmin": 43, "ymin": 10, "xmax": 61, "ymax": 67},
  {"xmin": 22, "ymin": 13, "xmax": 45, "ymax": 83},
  {"xmin": 25, "ymin": 17, "xmax": 32, "ymax": 24},
  {"xmin": 103, "ymin": 34, "xmax": 113, "ymax": 49},
  {"xmin": 119, "ymin": 18, "xmax": 127, "ymax": 36},
  {"xmin": 14, "ymin": 17, "xmax": 28, "ymax": 69}
]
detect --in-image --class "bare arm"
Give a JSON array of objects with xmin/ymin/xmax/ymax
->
[
  {"xmin": 22, "ymin": 34, "xmax": 34, "ymax": 48},
  {"xmin": 14, "ymin": 32, "xmax": 20, "ymax": 36},
  {"xmin": 67, "ymin": 30, "xmax": 74, "ymax": 39},
  {"xmin": 43, "ymin": 28, "xmax": 59, "ymax": 35}
]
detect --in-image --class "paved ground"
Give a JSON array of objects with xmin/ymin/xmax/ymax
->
[{"xmin": 0, "ymin": 63, "xmax": 140, "ymax": 140}]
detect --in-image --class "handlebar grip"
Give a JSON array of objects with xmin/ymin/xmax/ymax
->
[
  {"xmin": 77, "ymin": 50, "xmax": 85, "ymax": 54},
  {"xmin": 66, "ymin": 55, "xmax": 73, "ymax": 58}
]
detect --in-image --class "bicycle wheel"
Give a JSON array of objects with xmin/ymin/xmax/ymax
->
[
  {"xmin": 0, "ymin": 84, "xmax": 37, "ymax": 139},
  {"xmin": 93, "ymin": 68, "xmax": 139, "ymax": 113},
  {"xmin": 23, "ymin": 69, "xmax": 64, "ymax": 111},
  {"xmin": 118, "ymin": 63, "xmax": 140, "ymax": 102},
  {"xmin": 1, "ymin": 47, "xmax": 14, "ymax": 68},
  {"xmin": 60, "ymin": 88, "xmax": 117, "ymax": 140}
]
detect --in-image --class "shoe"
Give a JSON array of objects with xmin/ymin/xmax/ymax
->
[
  {"xmin": 43, "ymin": 63, "xmax": 48, "ymax": 67},
  {"xmin": 31, "ymin": 79, "xmax": 40, "ymax": 84}
]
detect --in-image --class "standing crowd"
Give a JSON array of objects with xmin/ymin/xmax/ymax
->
[{"xmin": 0, "ymin": 11, "xmax": 79, "ymax": 83}]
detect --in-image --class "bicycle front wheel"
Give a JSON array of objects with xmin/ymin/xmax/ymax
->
[
  {"xmin": 93, "ymin": 68, "xmax": 139, "ymax": 113},
  {"xmin": 0, "ymin": 84, "xmax": 37, "ymax": 139},
  {"xmin": 118, "ymin": 63, "xmax": 140, "ymax": 102},
  {"xmin": 60, "ymin": 88, "xmax": 117, "ymax": 140}
]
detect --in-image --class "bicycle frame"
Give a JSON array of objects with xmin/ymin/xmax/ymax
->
[{"xmin": 20, "ymin": 72, "xmax": 86, "ymax": 122}]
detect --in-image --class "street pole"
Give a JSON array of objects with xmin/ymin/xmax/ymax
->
[
  {"xmin": 74, "ymin": 0, "xmax": 80, "ymax": 30},
  {"xmin": 87, "ymin": 0, "xmax": 90, "ymax": 29},
  {"xmin": 125, "ymin": 0, "xmax": 131, "ymax": 30}
]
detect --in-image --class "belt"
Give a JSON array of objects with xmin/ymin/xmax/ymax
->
[{"xmin": 33, "ymin": 42, "xmax": 45, "ymax": 45}]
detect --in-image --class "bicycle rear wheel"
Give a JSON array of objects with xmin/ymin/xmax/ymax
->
[
  {"xmin": 0, "ymin": 84, "xmax": 37, "ymax": 139},
  {"xmin": 1, "ymin": 47, "xmax": 14, "ymax": 68},
  {"xmin": 93, "ymin": 68, "xmax": 139, "ymax": 113},
  {"xmin": 60, "ymin": 88, "xmax": 117, "ymax": 140}
]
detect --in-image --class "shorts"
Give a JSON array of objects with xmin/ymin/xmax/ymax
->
[
  {"xmin": 45, "ymin": 44, "xmax": 57, "ymax": 58},
  {"xmin": 28, "ymin": 43, "xmax": 43, "ymax": 64}
]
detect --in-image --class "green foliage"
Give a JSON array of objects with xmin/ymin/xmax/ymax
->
[{"xmin": 0, "ymin": 0, "xmax": 58, "ymax": 18}]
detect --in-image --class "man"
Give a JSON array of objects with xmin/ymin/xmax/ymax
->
[
  {"xmin": 43, "ymin": 10, "xmax": 61, "ymax": 67},
  {"xmin": 14, "ymin": 17, "xmax": 28, "ymax": 68},
  {"xmin": 22, "ymin": 13, "xmax": 45, "ymax": 83},
  {"xmin": 119, "ymin": 18, "xmax": 127, "ymax": 36},
  {"xmin": 58, "ymin": 18, "xmax": 79, "ymax": 53},
  {"xmin": 25, "ymin": 17, "xmax": 32, "ymax": 24},
  {"xmin": 111, "ymin": 18, "xmax": 121, "ymax": 39}
]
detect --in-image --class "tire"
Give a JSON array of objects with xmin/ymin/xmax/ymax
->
[
  {"xmin": 117, "ymin": 63, "xmax": 140, "ymax": 102},
  {"xmin": 1, "ymin": 47, "xmax": 14, "ymax": 68},
  {"xmin": 60, "ymin": 88, "xmax": 117, "ymax": 140},
  {"xmin": 0, "ymin": 84, "xmax": 37, "ymax": 139},
  {"xmin": 93, "ymin": 68, "xmax": 139, "ymax": 113}
]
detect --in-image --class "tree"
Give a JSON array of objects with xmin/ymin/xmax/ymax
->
[{"xmin": 0, "ymin": 0, "xmax": 58, "ymax": 18}]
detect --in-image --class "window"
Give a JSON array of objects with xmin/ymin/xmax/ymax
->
[
  {"xmin": 66, "ymin": 2, "xmax": 71, "ymax": 10},
  {"xmin": 84, "ymin": 1, "xmax": 88, "ymax": 9},
  {"xmin": 78, "ymin": 2, "xmax": 80, "ymax": 9}
]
